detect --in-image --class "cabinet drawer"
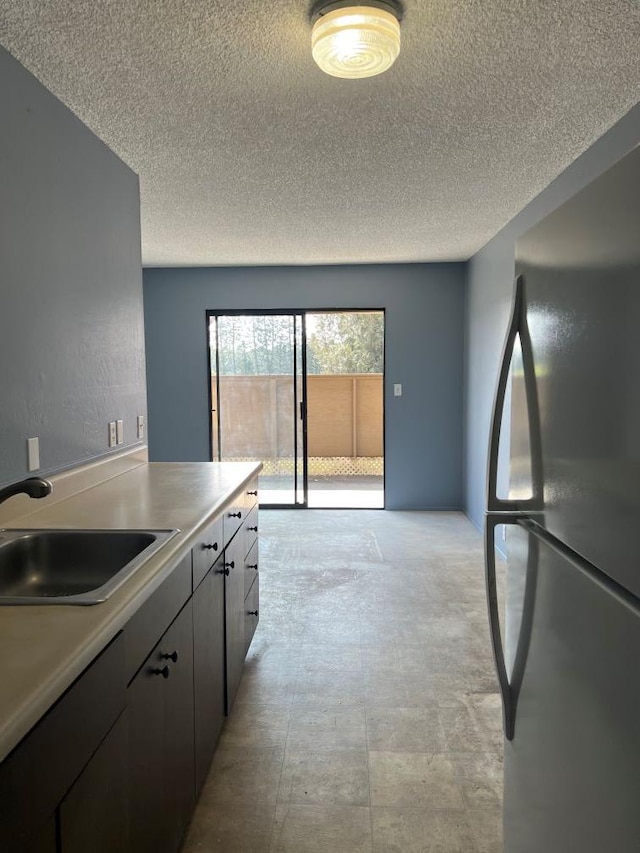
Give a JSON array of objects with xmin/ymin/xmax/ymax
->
[
  {"xmin": 192, "ymin": 515, "xmax": 223, "ymax": 591},
  {"xmin": 245, "ymin": 479, "xmax": 259, "ymax": 510},
  {"xmin": 223, "ymin": 479, "xmax": 259, "ymax": 546},
  {"xmin": 222, "ymin": 497, "xmax": 248, "ymax": 545},
  {"xmin": 0, "ymin": 633, "xmax": 125, "ymax": 850},
  {"xmin": 124, "ymin": 553, "xmax": 191, "ymax": 683},
  {"xmin": 243, "ymin": 504, "xmax": 259, "ymax": 558},
  {"xmin": 244, "ymin": 575, "xmax": 260, "ymax": 656},
  {"xmin": 244, "ymin": 538, "xmax": 259, "ymax": 601}
]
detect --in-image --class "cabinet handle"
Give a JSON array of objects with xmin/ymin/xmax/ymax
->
[
  {"xmin": 161, "ymin": 651, "xmax": 178, "ymax": 663},
  {"xmin": 247, "ymin": 610, "xmax": 259, "ymax": 616},
  {"xmin": 203, "ymin": 542, "xmax": 218, "ymax": 551},
  {"xmin": 229, "ymin": 511, "xmax": 242, "ymax": 519},
  {"xmin": 151, "ymin": 665, "xmax": 170, "ymax": 679},
  {"xmin": 247, "ymin": 490, "xmax": 258, "ymax": 496},
  {"xmin": 247, "ymin": 564, "xmax": 258, "ymax": 571},
  {"xmin": 247, "ymin": 525, "xmax": 258, "ymax": 532},
  {"xmin": 217, "ymin": 566, "xmax": 230, "ymax": 576}
]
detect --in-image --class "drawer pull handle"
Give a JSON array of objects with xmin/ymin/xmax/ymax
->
[
  {"xmin": 229, "ymin": 511, "xmax": 242, "ymax": 519},
  {"xmin": 247, "ymin": 490, "xmax": 258, "ymax": 496},
  {"xmin": 151, "ymin": 665, "xmax": 170, "ymax": 679},
  {"xmin": 225, "ymin": 561, "xmax": 235, "ymax": 570},
  {"xmin": 247, "ymin": 610, "xmax": 259, "ymax": 616},
  {"xmin": 247, "ymin": 564, "xmax": 258, "ymax": 571},
  {"xmin": 217, "ymin": 566, "xmax": 230, "ymax": 576},
  {"xmin": 203, "ymin": 542, "xmax": 219, "ymax": 551},
  {"xmin": 247, "ymin": 525, "xmax": 258, "ymax": 532},
  {"xmin": 161, "ymin": 651, "xmax": 178, "ymax": 663}
]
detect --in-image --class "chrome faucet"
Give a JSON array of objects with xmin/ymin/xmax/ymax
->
[{"xmin": 0, "ymin": 477, "xmax": 53, "ymax": 505}]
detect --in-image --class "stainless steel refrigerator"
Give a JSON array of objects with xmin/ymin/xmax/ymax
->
[{"xmin": 484, "ymin": 144, "xmax": 640, "ymax": 852}]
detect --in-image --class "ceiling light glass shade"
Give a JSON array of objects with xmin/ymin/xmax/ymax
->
[{"xmin": 312, "ymin": 5, "xmax": 400, "ymax": 79}]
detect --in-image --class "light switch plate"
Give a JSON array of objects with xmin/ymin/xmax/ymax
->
[
  {"xmin": 394, "ymin": 383, "xmax": 402, "ymax": 397},
  {"xmin": 27, "ymin": 437, "xmax": 40, "ymax": 471},
  {"xmin": 116, "ymin": 419, "xmax": 124, "ymax": 445},
  {"xmin": 108, "ymin": 421, "xmax": 117, "ymax": 448},
  {"xmin": 137, "ymin": 415, "xmax": 145, "ymax": 439}
]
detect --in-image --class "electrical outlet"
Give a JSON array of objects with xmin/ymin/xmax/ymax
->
[
  {"xmin": 137, "ymin": 415, "xmax": 145, "ymax": 440},
  {"xmin": 116, "ymin": 419, "xmax": 124, "ymax": 445},
  {"xmin": 108, "ymin": 421, "xmax": 117, "ymax": 448},
  {"xmin": 27, "ymin": 437, "xmax": 40, "ymax": 471},
  {"xmin": 394, "ymin": 383, "xmax": 402, "ymax": 397}
]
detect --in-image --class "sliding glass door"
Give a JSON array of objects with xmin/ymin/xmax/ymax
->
[
  {"xmin": 209, "ymin": 309, "xmax": 384, "ymax": 509},
  {"xmin": 208, "ymin": 312, "xmax": 307, "ymax": 507},
  {"xmin": 305, "ymin": 311, "xmax": 384, "ymax": 508}
]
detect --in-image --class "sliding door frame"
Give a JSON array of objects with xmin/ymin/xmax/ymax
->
[
  {"xmin": 206, "ymin": 307, "xmax": 385, "ymax": 510},
  {"xmin": 207, "ymin": 309, "xmax": 308, "ymax": 508}
]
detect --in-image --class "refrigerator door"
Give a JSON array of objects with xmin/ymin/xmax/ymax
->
[
  {"xmin": 503, "ymin": 521, "xmax": 640, "ymax": 853},
  {"xmin": 504, "ymin": 526, "xmax": 640, "ymax": 853},
  {"xmin": 514, "ymin": 145, "xmax": 640, "ymax": 598}
]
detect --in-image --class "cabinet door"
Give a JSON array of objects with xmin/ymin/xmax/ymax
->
[
  {"xmin": 128, "ymin": 601, "xmax": 195, "ymax": 853},
  {"xmin": 0, "ymin": 635, "xmax": 125, "ymax": 853},
  {"xmin": 192, "ymin": 516, "xmax": 223, "ymax": 591},
  {"xmin": 244, "ymin": 538, "xmax": 259, "ymax": 600},
  {"xmin": 59, "ymin": 711, "xmax": 129, "ymax": 853},
  {"xmin": 244, "ymin": 573, "xmax": 260, "ymax": 656},
  {"xmin": 0, "ymin": 819, "xmax": 56, "ymax": 853},
  {"xmin": 193, "ymin": 556, "xmax": 225, "ymax": 796},
  {"xmin": 224, "ymin": 532, "xmax": 246, "ymax": 714},
  {"xmin": 243, "ymin": 503, "xmax": 259, "ymax": 555}
]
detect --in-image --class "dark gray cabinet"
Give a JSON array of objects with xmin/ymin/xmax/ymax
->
[
  {"xmin": 193, "ymin": 552, "xmax": 226, "ymax": 797},
  {"xmin": 128, "ymin": 599, "xmax": 195, "ymax": 853},
  {"xmin": 222, "ymin": 477, "xmax": 259, "ymax": 713},
  {"xmin": 0, "ymin": 634, "xmax": 126, "ymax": 853},
  {"xmin": 192, "ymin": 477, "xmax": 260, "ymax": 786},
  {"xmin": 244, "ymin": 537, "xmax": 259, "ymax": 600},
  {"xmin": 192, "ymin": 516, "xmax": 223, "ymax": 591},
  {"xmin": 59, "ymin": 710, "xmax": 129, "ymax": 853},
  {"xmin": 224, "ymin": 530, "xmax": 246, "ymax": 714},
  {"xmin": 243, "ymin": 487, "xmax": 260, "ymax": 656},
  {"xmin": 0, "ymin": 478, "xmax": 260, "ymax": 853},
  {"xmin": 244, "ymin": 572, "xmax": 260, "ymax": 656}
]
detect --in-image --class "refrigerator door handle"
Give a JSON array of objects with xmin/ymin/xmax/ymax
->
[
  {"xmin": 487, "ymin": 275, "xmax": 524, "ymax": 513},
  {"xmin": 485, "ymin": 513, "xmax": 516, "ymax": 740}
]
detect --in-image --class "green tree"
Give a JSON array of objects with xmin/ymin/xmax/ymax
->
[
  {"xmin": 307, "ymin": 312, "xmax": 383, "ymax": 374},
  {"xmin": 214, "ymin": 315, "xmax": 296, "ymax": 375}
]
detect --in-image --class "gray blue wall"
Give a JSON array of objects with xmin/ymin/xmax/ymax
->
[
  {"xmin": 0, "ymin": 47, "xmax": 147, "ymax": 487},
  {"xmin": 143, "ymin": 264, "xmax": 465, "ymax": 509},
  {"xmin": 464, "ymin": 104, "xmax": 640, "ymax": 530}
]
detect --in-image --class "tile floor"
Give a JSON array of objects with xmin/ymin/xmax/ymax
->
[{"xmin": 182, "ymin": 510, "xmax": 503, "ymax": 853}]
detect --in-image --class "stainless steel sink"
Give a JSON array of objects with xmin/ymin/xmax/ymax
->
[{"xmin": 0, "ymin": 529, "xmax": 177, "ymax": 605}]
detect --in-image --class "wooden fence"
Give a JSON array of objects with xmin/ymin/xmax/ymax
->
[{"xmin": 213, "ymin": 374, "xmax": 383, "ymax": 458}]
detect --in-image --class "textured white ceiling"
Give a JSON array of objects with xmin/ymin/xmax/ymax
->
[{"xmin": 1, "ymin": 1, "xmax": 639, "ymax": 266}]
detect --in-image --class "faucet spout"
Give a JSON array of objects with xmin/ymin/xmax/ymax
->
[{"xmin": 0, "ymin": 477, "xmax": 53, "ymax": 505}]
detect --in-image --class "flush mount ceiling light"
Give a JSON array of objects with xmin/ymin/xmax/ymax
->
[{"xmin": 311, "ymin": 1, "xmax": 402, "ymax": 79}]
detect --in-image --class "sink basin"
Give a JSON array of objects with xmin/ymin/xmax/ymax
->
[{"xmin": 0, "ymin": 529, "xmax": 177, "ymax": 605}]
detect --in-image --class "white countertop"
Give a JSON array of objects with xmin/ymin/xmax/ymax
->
[{"xmin": 0, "ymin": 459, "xmax": 260, "ymax": 761}]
